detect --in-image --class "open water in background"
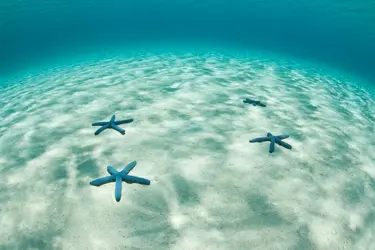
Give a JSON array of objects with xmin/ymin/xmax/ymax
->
[{"xmin": 1, "ymin": 0, "xmax": 375, "ymax": 84}]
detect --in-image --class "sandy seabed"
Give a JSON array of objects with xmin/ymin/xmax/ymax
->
[{"xmin": 0, "ymin": 52, "xmax": 374, "ymax": 250}]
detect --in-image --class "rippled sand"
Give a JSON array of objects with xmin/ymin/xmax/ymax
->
[{"xmin": 0, "ymin": 52, "xmax": 374, "ymax": 250}]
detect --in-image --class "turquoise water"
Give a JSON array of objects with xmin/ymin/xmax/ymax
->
[
  {"xmin": 1, "ymin": 1, "xmax": 375, "ymax": 250},
  {"xmin": 1, "ymin": 0, "xmax": 375, "ymax": 83}
]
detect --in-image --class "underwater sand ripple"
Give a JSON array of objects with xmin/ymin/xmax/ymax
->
[{"xmin": 0, "ymin": 52, "xmax": 374, "ymax": 250}]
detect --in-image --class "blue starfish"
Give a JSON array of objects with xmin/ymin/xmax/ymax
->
[
  {"xmin": 249, "ymin": 132, "xmax": 292, "ymax": 153},
  {"xmin": 92, "ymin": 115, "xmax": 133, "ymax": 135},
  {"xmin": 90, "ymin": 161, "xmax": 150, "ymax": 202},
  {"xmin": 243, "ymin": 98, "xmax": 266, "ymax": 107}
]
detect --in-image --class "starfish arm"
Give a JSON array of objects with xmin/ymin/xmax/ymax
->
[
  {"xmin": 259, "ymin": 103, "xmax": 266, "ymax": 107},
  {"xmin": 90, "ymin": 175, "xmax": 116, "ymax": 186},
  {"xmin": 107, "ymin": 166, "xmax": 119, "ymax": 175},
  {"xmin": 115, "ymin": 119, "xmax": 134, "ymax": 125},
  {"xmin": 115, "ymin": 175, "xmax": 123, "ymax": 202},
  {"xmin": 110, "ymin": 123, "xmax": 125, "ymax": 134},
  {"xmin": 110, "ymin": 115, "xmax": 116, "ymax": 123},
  {"xmin": 275, "ymin": 140, "xmax": 292, "ymax": 149},
  {"xmin": 92, "ymin": 121, "xmax": 108, "ymax": 126},
  {"xmin": 250, "ymin": 137, "xmax": 269, "ymax": 143},
  {"xmin": 266, "ymin": 132, "xmax": 273, "ymax": 137},
  {"xmin": 244, "ymin": 99, "xmax": 254, "ymax": 104},
  {"xmin": 269, "ymin": 137, "xmax": 276, "ymax": 153},
  {"xmin": 94, "ymin": 124, "xmax": 109, "ymax": 135},
  {"xmin": 121, "ymin": 161, "xmax": 137, "ymax": 174},
  {"xmin": 124, "ymin": 175, "xmax": 151, "ymax": 185},
  {"xmin": 276, "ymin": 134, "xmax": 289, "ymax": 140}
]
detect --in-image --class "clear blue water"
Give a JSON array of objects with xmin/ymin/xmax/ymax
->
[
  {"xmin": 1, "ymin": 0, "xmax": 375, "ymax": 84},
  {"xmin": 1, "ymin": 1, "xmax": 375, "ymax": 250}
]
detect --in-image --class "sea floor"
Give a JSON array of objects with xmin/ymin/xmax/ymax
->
[{"xmin": 0, "ymin": 50, "xmax": 374, "ymax": 250}]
